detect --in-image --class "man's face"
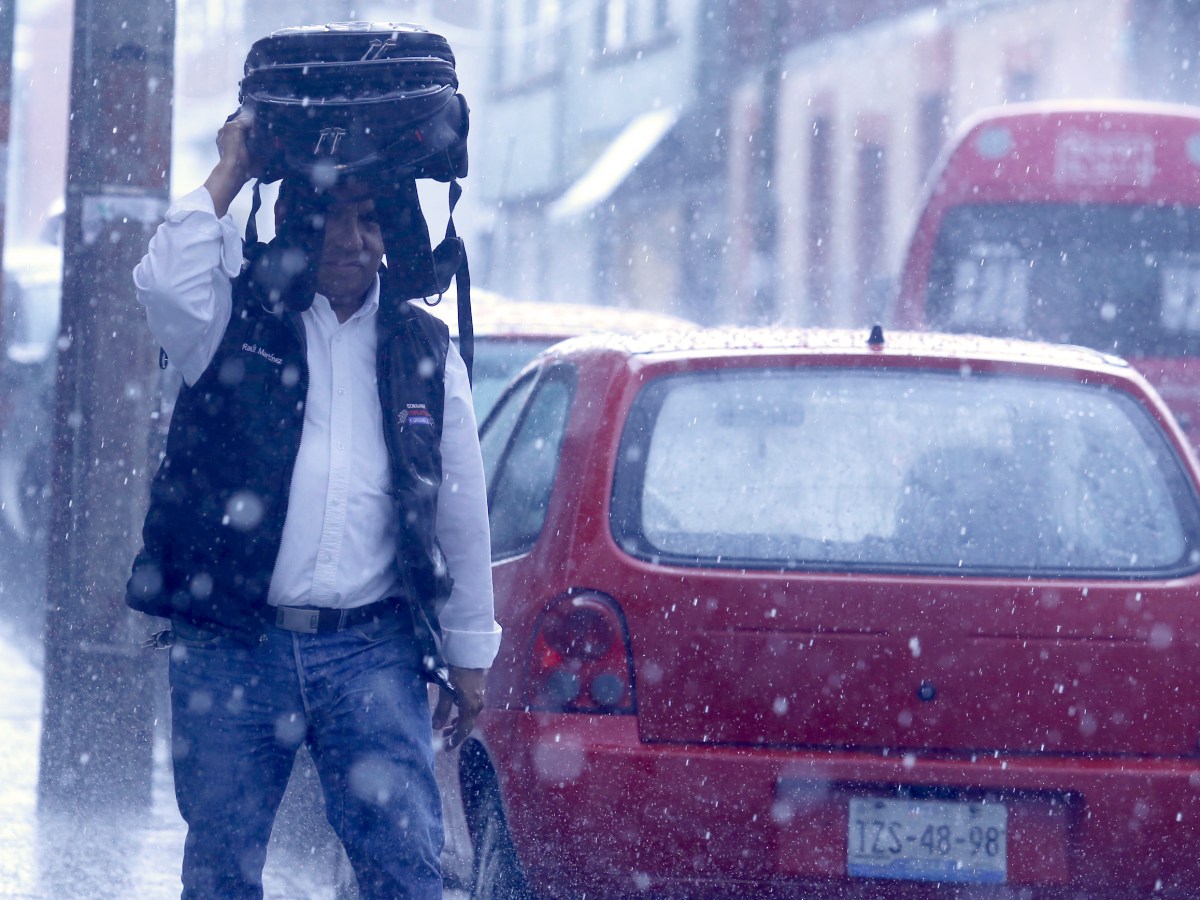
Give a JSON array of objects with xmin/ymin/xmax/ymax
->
[{"xmin": 315, "ymin": 186, "xmax": 385, "ymax": 307}]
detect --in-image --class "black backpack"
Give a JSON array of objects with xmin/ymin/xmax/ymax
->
[{"xmin": 235, "ymin": 22, "xmax": 474, "ymax": 378}]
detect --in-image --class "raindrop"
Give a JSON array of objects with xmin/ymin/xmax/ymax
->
[
  {"xmin": 280, "ymin": 247, "xmax": 307, "ymax": 276},
  {"xmin": 225, "ymin": 491, "xmax": 265, "ymax": 531},
  {"xmin": 532, "ymin": 741, "xmax": 585, "ymax": 783},
  {"xmin": 642, "ymin": 660, "xmax": 664, "ymax": 684},
  {"xmin": 274, "ymin": 713, "xmax": 305, "ymax": 746},
  {"xmin": 311, "ymin": 158, "xmax": 338, "ymax": 188},
  {"xmin": 189, "ymin": 572, "xmax": 213, "ymax": 600},
  {"xmin": 128, "ymin": 564, "xmax": 162, "ymax": 599},
  {"xmin": 1149, "ymin": 622, "xmax": 1174, "ymax": 650},
  {"xmin": 219, "ymin": 357, "xmax": 246, "ymax": 386},
  {"xmin": 226, "ymin": 685, "xmax": 246, "ymax": 715},
  {"xmin": 349, "ymin": 756, "xmax": 397, "ymax": 806}
]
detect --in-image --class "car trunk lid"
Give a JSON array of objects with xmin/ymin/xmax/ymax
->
[{"xmin": 625, "ymin": 573, "xmax": 1200, "ymax": 756}]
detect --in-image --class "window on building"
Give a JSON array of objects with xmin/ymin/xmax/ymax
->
[
  {"xmin": 652, "ymin": 0, "xmax": 670, "ymax": 32},
  {"xmin": 601, "ymin": 0, "xmax": 632, "ymax": 52},
  {"xmin": 1132, "ymin": 0, "xmax": 1200, "ymax": 101},
  {"xmin": 1007, "ymin": 69, "xmax": 1038, "ymax": 103},
  {"xmin": 496, "ymin": 0, "xmax": 562, "ymax": 87},
  {"xmin": 594, "ymin": 0, "xmax": 674, "ymax": 56},
  {"xmin": 807, "ymin": 116, "xmax": 833, "ymax": 319},
  {"xmin": 917, "ymin": 92, "xmax": 948, "ymax": 185},
  {"xmin": 856, "ymin": 138, "xmax": 888, "ymax": 321}
]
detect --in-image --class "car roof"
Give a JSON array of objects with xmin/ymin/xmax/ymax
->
[
  {"xmin": 954, "ymin": 98, "xmax": 1200, "ymax": 132},
  {"xmin": 542, "ymin": 326, "xmax": 1136, "ymax": 376},
  {"xmin": 410, "ymin": 287, "xmax": 697, "ymax": 339}
]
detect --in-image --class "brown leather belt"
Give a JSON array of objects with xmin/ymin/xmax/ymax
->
[{"xmin": 272, "ymin": 598, "xmax": 402, "ymax": 635}]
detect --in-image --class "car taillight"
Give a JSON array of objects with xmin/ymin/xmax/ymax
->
[{"xmin": 526, "ymin": 591, "xmax": 635, "ymax": 714}]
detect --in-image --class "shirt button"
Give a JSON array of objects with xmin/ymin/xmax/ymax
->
[
  {"xmin": 337, "ymin": 441, "xmax": 345, "ymax": 450},
  {"xmin": 338, "ymin": 388, "xmax": 345, "ymax": 395}
]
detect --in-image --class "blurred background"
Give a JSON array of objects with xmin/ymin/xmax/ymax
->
[
  {"xmin": 3, "ymin": 2, "xmax": 1200, "ymax": 895},
  {"xmin": 7, "ymin": 0, "xmax": 1199, "ymax": 328}
]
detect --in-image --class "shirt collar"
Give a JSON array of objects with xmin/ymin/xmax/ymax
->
[{"xmin": 311, "ymin": 274, "xmax": 381, "ymax": 324}]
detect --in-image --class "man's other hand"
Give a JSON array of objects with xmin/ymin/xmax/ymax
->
[{"xmin": 433, "ymin": 666, "xmax": 488, "ymax": 751}]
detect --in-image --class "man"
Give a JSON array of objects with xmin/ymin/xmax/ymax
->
[{"xmin": 127, "ymin": 113, "xmax": 500, "ymax": 899}]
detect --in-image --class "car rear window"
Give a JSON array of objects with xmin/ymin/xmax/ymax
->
[{"xmin": 611, "ymin": 368, "xmax": 1200, "ymax": 577}]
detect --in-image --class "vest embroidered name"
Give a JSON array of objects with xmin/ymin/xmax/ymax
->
[{"xmin": 241, "ymin": 342, "xmax": 284, "ymax": 365}]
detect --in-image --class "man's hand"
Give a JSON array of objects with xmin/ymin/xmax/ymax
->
[
  {"xmin": 432, "ymin": 666, "xmax": 488, "ymax": 751},
  {"xmin": 203, "ymin": 111, "xmax": 255, "ymax": 218}
]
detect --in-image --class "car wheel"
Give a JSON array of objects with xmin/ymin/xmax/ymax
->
[{"xmin": 471, "ymin": 788, "xmax": 533, "ymax": 900}]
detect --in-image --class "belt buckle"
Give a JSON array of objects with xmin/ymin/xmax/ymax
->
[{"xmin": 276, "ymin": 606, "xmax": 321, "ymax": 634}]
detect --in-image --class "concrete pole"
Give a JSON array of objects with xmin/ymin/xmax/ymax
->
[{"xmin": 38, "ymin": 0, "xmax": 175, "ymax": 811}]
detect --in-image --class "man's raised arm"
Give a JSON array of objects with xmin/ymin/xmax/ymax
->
[{"xmin": 132, "ymin": 116, "xmax": 253, "ymax": 386}]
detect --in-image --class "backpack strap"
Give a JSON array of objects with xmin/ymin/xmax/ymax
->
[{"xmin": 438, "ymin": 180, "xmax": 472, "ymax": 385}]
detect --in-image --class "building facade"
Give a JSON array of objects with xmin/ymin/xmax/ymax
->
[
  {"xmin": 477, "ymin": 0, "xmax": 1200, "ymax": 325},
  {"xmin": 732, "ymin": 0, "xmax": 1200, "ymax": 327},
  {"xmin": 475, "ymin": 0, "xmax": 711, "ymax": 318}
]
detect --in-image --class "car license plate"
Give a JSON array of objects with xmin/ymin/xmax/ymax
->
[{"xmin": 847, "ymin": 796, "xmax": 1007, "ymax": 884}]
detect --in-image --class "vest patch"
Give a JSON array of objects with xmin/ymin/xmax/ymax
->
[{"xmin": 400, "ymin": 402, "xmax": 434, "ymax": 427}]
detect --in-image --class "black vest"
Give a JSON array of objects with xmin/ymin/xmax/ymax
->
[{"xmin": 127, "ymin": 269, "xmax": 453, "ymax": 666}]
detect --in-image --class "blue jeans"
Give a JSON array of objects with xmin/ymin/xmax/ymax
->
[{"xmin": 168, "ymin": 614, "xmax": 442, "ymax": 900}]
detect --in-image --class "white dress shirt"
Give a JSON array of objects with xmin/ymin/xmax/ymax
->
[{"xmin": 133, "ymin": 187, "xmax": 501, "ymax": 669}]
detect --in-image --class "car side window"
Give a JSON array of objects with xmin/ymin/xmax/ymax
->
[
  {"xmin": 480, "ymin": 371, "xmax": 538, "ymax": 487},
  {"xmin": 486, "ymin": 366, "xmax": 576, "ymax": 560}
]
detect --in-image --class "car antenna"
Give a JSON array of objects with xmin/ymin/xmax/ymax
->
[{"xmin": 867, "ymin": 323, "xmax": 885, "ymax": 350}]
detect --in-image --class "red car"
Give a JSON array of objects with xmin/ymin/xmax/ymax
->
[{"xmin": 446, "ymin": 327, "xmax": 1200, "ymax": 899}]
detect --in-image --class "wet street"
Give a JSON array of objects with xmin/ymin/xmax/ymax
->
[
  {"xmin": 0, "ymin": 617, "xmax": 341, "ymax": 899},
  {"xmin": 0, "ymin": 548, "xmax": 469, "ymax": 899}
]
